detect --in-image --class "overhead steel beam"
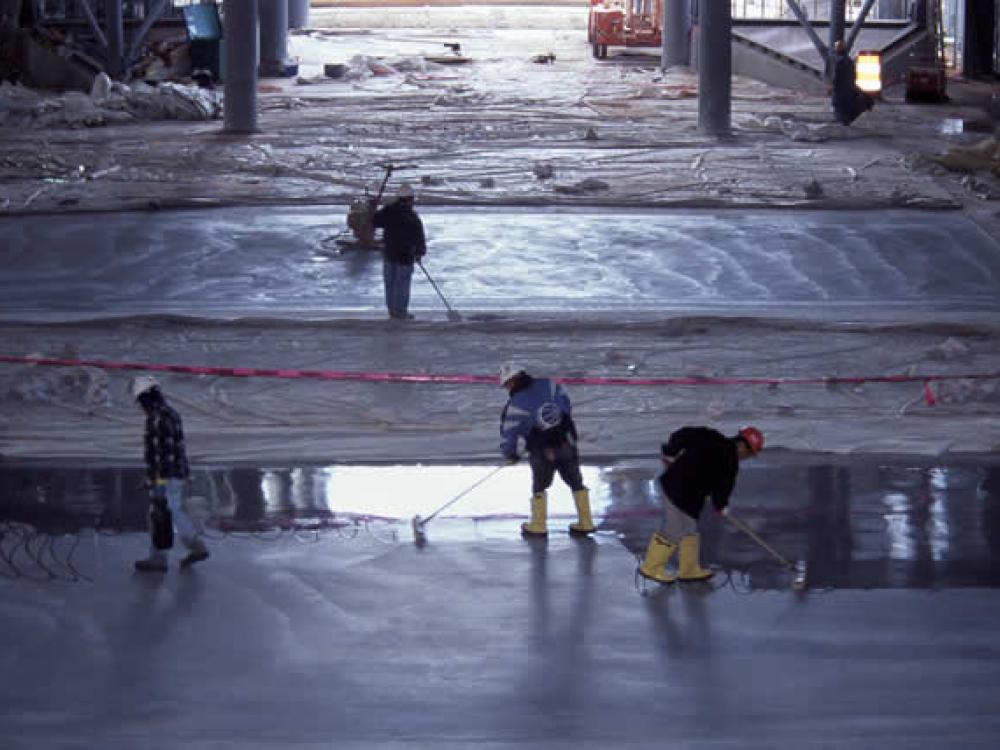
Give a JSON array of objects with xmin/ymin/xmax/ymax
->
[
  {"xmin": 845, "ymin": 0, "xmax": 879, "ymax": 52},
  {"xmin": 783, "ymin": 0, "xmax": 828, "ymax": 62},
  {"xmin": 127, "ymin": 0, "xmax": 170, "ymax": 65},
  {"xmin": 78, "ymin": 0, "xmax": 108, "ymax": 50}
]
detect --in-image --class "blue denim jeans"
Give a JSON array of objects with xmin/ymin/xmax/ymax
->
[
  {"xmin": 383, "ymin": 260, "xmax": 414, "ymax": 318},
  {"xmin": 147, "ymin": 479, "xmax": 199, "ymax": 559}
]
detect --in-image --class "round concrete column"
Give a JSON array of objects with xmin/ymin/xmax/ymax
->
[
  {"xmin": 223, "ymin": 0, "xmax": 259, "ymax": 134},
  {"xmin": 697, "ymin": 0, "xmax": 731, "ymax": 137},
  {"xmin": 661, "ymin": 0, "xmax": 690, "ymax": 69},
  {"xmin": 259, "ymin": 0, "xmax": 289, "ymax": 77},
  {"xmin": 289, "ymin": 0, "xmax": 310, "ymax": 29}
]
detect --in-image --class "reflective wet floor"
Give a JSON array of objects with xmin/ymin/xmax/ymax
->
[
  {"xmin": 4, "ymin": 455, "xmax": 1000, "ymax": 747},
  {"xmin": 3, "ymin": 455, "xmax": 999, "ymax": 590},
  {"xmin": 2, "ymin": 207, "xmax": 998, "ymax": 322}
]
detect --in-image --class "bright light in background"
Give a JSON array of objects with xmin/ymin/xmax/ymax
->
[
  {"xmin": 856, "ymin": 51, "xmax": 882, "ymax": 94},
  {"xmin": 311, "ymin": 465, "xmax": 609, "ymax": 520},
  {"xmin": 928, "ymin": 467, "xmax": 950, "ymax": 562},
  {"xmin": 882, "ymin": 491, "xmax": 914, "ymax": 560}
]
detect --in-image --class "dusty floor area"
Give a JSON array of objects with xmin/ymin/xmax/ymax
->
[
  {"xmin": 0, "ymin": 8, "xmax": 998, "ymax": 465},
  {"xmin": 0, "ymin": 8, "xmax": 997, "ymax": 233}
]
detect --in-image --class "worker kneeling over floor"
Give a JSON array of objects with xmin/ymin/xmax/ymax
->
[
  {"xmin": 639, "ymin": 425, "xmax": 764, "ymax": 584},
  {"xmin": 499, "ymin": 363, "xmax": 595, "ymax": 538}
]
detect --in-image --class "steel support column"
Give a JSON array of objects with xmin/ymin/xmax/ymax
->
[
  {"xmin": 964, "ymin": 0, "xmax": 997, "ymax": 75},
  {"xmin": 698, "ymin": 0, "xmax": 731, "ymax": 137},
  {"xmin": 223, "ymin": 0, "xmax": 259, "ymax": 134},
  {"xmin": 783, "ymin": 0, "xmax": 828, "ymax": 63},
  {"xmin": 662, "ymin": 0, "xmax": 690, "ymax": 69},
  {"xmin": 104, "ymin": 0, "xmax": 123, "ymax": 78},
  {"xmin": 828, "ymin": 0, "xmax": 846, "ymax": 69},
  {"xmin": 127, "ymin": 0, "xmax": 170, "ymax": 66}
]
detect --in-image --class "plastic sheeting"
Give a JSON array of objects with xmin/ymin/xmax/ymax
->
[{"xmin": 0, "ymin": 75, "xmax": 222, "ymax": 127}]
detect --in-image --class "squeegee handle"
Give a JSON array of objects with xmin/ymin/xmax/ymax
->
[
  {"xmin": 725, "ymin": 513, "xmax": 795, "ymax": 570},
  {"xmin": 421, "ymin": 464, "xmax": 506, "ymax": 525}
]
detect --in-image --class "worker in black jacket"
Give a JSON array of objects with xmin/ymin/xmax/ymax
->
[
  {"xmin": 372, "ymin": 183, "xmax": 426, "ymax": 320},
  {"xmin": 638, "ymin": 425, "xmax": 764, "ymax": 584},
  {"xmin": 131, "ymin": 375, "xmax": 209, "ymax": 572},
  {"xmin": 831, "ymin": 40, "xmax": 874, "ymax": 126}
]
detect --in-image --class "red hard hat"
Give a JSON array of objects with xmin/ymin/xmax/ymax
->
[{"xmin": 739, "ymin": 426, "xmax": 764, "ymax": 455}]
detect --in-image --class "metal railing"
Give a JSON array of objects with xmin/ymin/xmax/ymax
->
[{"xmin": 731, "ymin": 1, "xmax": 909, "ymax": 21}]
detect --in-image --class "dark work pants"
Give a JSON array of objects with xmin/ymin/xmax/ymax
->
[{"xmin": 529, "ymin": 443, "xmax": 585, "ymax": 495}]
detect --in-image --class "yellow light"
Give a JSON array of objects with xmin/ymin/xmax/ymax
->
[{"xmin": 856, "ymin": 51, "xmax": 882, "ymax": 94}]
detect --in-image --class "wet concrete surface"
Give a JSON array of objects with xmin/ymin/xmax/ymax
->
[
  {"xmin": 1, "ymin": 207, "xmax": 998, "ymax": 323},
  {"xmin": 3, "ymin": 455, "xmax": 1000, "ymax": 746},
  {"xmin": 3, "ymin": 454, "xmax": 999, "ymax": 590},
  {"xmin": 3, "ymin": 461, "xmax": 1000, "ymax": 747}
]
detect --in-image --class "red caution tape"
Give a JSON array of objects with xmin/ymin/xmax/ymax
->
[
  {"xmin": 923, "ymin": 380, "xmax": 937, "ymax": 406},
  {"xmin": 0, "ymin": 354, "xmax": 997, "ymax": 390}
]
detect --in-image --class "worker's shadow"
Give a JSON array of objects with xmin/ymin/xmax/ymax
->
[
  {"xmin": 642, "ymin": 578, "xmax": 713, "ymax": 660},
  {"xmin": 520, "ymin": 535, "xmax": 599, "ymax": 716},
  {"xmin": 338, "ymin": 244, "xmax": 379, "ymax": 279},
  {"xmin": 101, "ymin": 560, "xmax": 207, "ymax": 716}
]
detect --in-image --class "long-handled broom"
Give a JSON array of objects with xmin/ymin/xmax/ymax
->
[
  {"xmin": 412, "ymin": 464, "xmax": 506, "ymax": 546},
  {"xmin": 417, "ymin": 261, "xmax": 463, "ymax": 322},
  {"xmin": 725, "ymin": 512, "xmax": 807, "ymax": 590}
]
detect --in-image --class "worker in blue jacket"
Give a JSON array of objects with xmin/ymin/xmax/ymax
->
[{"xmin": 499, "ymin": 363, "xmax": 595, "ymax": 538}]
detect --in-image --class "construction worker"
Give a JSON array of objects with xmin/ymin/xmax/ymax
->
[
  {"xmin": 131, "ymin": 376, "xmax": 209, "ymax": 572},
  {"xmin": 831, "ymin": 40, "xmax": 875, "ymax": 126},
  {"xmin": 372, "ymin": 182, "xmax": 426, "ymax": 320},
  {"xmin": 499, "ymin": 363, "xmax": 596, "ymax": 538},
  {"xmin": 638, "ymin": 425, "xmax": 764, "ymax": 584}
]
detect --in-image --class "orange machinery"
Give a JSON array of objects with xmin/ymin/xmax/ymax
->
[{"xmin": 588, "ymin": 0, "xmax": 663, "ymax": 59}]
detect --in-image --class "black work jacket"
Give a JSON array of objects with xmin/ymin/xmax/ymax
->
[
  {"xmin": 658, "ymin": 426, "xmax": 739, "ymax": 520},
  {"xmin": 144, "ymin": 402, "xmax": 190, "ymax": 482},
  {"xmin": 372, "ymin": 201, "xmax": 426, "ymax": 264}
]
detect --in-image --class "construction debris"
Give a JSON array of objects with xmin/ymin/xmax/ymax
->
[
  {"xmin": 0, "ymin": 76, "xmax": 220, "ymax": 127},
  {"xmin": 553, "ymin": 177, "xmax": 610, "ymax": 194},
  {"xmin": 933, "ymin": 137, "xmax": 1000, "ymax": 174}
]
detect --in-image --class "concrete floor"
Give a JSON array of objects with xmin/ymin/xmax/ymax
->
[
  {"xmin": 1, "ymin": 207, "xmax": 998, "ymax": 322},
  {"xmin": 2, "ymin": 455, "xmax": 1000, "ymax": 747}
]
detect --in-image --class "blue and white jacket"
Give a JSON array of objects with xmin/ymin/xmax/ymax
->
[{"xmin": 500, "ymin": 376, "xmax": 577, "ymax": 459}]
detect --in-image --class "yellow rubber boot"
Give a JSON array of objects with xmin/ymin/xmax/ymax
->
[
  {"xmin": 638, "ymin": 532, "xmax": 677, "ymax": 584},
  {"xmin": 521, "ymin": 492, "xmax": 548, "ymax": 538},
  {"xmin": 678, "ymin": 534, "xmax": 714, "ymax": 581},
  {"xmin": 568, "ymin": 488, "xmax": 596, "ymax": 536}
]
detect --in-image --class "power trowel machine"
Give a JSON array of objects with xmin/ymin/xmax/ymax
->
[{"xmin": 328, "ymin": 162, "xmax": 413, "ymax": 252}]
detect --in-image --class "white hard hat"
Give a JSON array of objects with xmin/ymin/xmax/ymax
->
[
  {"xmin": 499, "ymin": 362, "xmax": 526, "ymax": 386},
  {"xmin": 130, "ymin": 375, "xmax": 160, "ymax": 399},
  {"xmin": 396, "ymin": 182, "xmax": 415, "ymax": 200}
]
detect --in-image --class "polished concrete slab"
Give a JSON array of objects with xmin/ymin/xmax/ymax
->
[
  {"xmin": 3, "ymin": 456, "xmax": 1000, "ymax": 746},
  {"xmin": 1, "ymin": 207, "xmax": 997, "ymax": 322},
  {"xmin": 4, "ymin": 455, "xmax": 998, "ymax": 590},
  {"xmin": 2, "ymin": 529, "xmax": 1000, "ymax": 748}
]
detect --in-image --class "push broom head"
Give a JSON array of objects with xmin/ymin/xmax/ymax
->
[
  {"xmin": 790, "ymin": 560, "xmax": 807, "ymax": 591},
  {"xmin": 411, "ymin": 514, "xmax": 427, "ymax": 547}
]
